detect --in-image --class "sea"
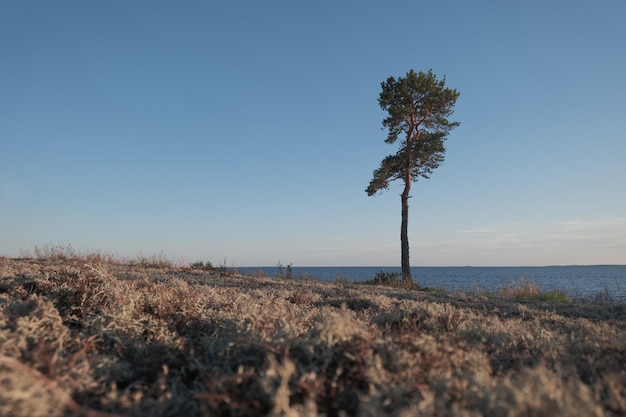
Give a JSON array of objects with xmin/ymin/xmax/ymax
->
[{"xmin": 236, "ymin": 265, "xmax": 626, "ymax": 301}]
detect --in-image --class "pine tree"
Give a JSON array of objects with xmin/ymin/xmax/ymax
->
[{"xmin": 366, "ymin": 69, "xmax": 460, "ymax": 286}]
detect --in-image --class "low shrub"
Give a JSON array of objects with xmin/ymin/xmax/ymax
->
[
  {"xmin": 498, "ymin": 278, "xmax": 572, "ymax": 303},
  {"xmin": 498, "ymin": 277, "xmax": 542, "ymax": 298},
  {"xmin": 364, "ymin": 271, "xmax": 402, "ymax": 287},
  {"xmin": 128, "ymin": 251, "xmax": 177, "ymax": 269},
  {"xmin": 190, "ymin": 260, "xmax": 215, "ymax": 270}
]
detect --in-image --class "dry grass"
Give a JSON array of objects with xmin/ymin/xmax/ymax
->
[
  {"xmin": 498, "ymin": 277, "xmax": 543, "ymax": 298},
  {"xmin": 497, "ymin": 277, "xmax": 571, "ymax": 303},
  {"xmin": 1, "ymin": 256, "xmax": 625, "ymax": 416}
]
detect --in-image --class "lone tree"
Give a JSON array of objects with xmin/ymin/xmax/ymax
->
[{"xmin": 366, "ymin": 69, "xmax": 460, "ymax": 286}]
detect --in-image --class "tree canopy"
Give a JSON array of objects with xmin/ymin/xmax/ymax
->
[{"xmin": 366, "ymin": 69, "xmax": 460, "ymax": 196}]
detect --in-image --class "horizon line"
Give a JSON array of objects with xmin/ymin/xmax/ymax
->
[{"xmin": 235, "ymin": 264, "xmax": 626, "ymax": 268}]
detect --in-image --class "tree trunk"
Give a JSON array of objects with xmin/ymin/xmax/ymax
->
[{"xmin": 400, "ymin": 182, "xmax": 413, "ymax": 287}]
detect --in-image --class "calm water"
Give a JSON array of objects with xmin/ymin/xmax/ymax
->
[{"xmin": 236, "ymin": 266, "xmax": 626, "ymax": 301}]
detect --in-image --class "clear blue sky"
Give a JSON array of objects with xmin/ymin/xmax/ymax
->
[{"xmin": 2, "ymin": 1, "xmax": 625, "ymax": 266}]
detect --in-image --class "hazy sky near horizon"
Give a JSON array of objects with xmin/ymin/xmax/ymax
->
[{"xmin": 1, "ymin": 1, "xmax": 625, "ymax": 266}]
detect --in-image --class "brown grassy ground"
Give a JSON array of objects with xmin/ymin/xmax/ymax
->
[{"xmin": 1, "ymin": 256, "xmax": 625, "ymax": 417}]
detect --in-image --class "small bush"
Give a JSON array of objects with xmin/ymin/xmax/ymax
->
[
  {"xmin": 129, "ymin": 251, "xmax": 176, "ymax": 269},
  {"xmin": 499, "ymin": 278, "xmax": 571, "ymax": 303},
  {"xmin": 190, "ymin": 260, "xmax": 214, "ymax": 270},
  {"xmin": 364, "ymin": 271, "xmax": 402, "ymax": 287},
  {"xmin": 498, "ymin": 277, "xmax": 542, "ymax": 298},
  {"xmin": 33, "ymin": 243, "xmax": 79, "ymax": 260}
]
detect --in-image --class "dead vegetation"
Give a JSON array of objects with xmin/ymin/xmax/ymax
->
[{"xmin": 1, "ymin": 256, "xmax": 625, "ymax": 416}]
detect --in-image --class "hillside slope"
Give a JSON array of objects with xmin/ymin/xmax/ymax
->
[{"xmin": 1, "ymin": 257, "xmax": 625, "ymax": 416}]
